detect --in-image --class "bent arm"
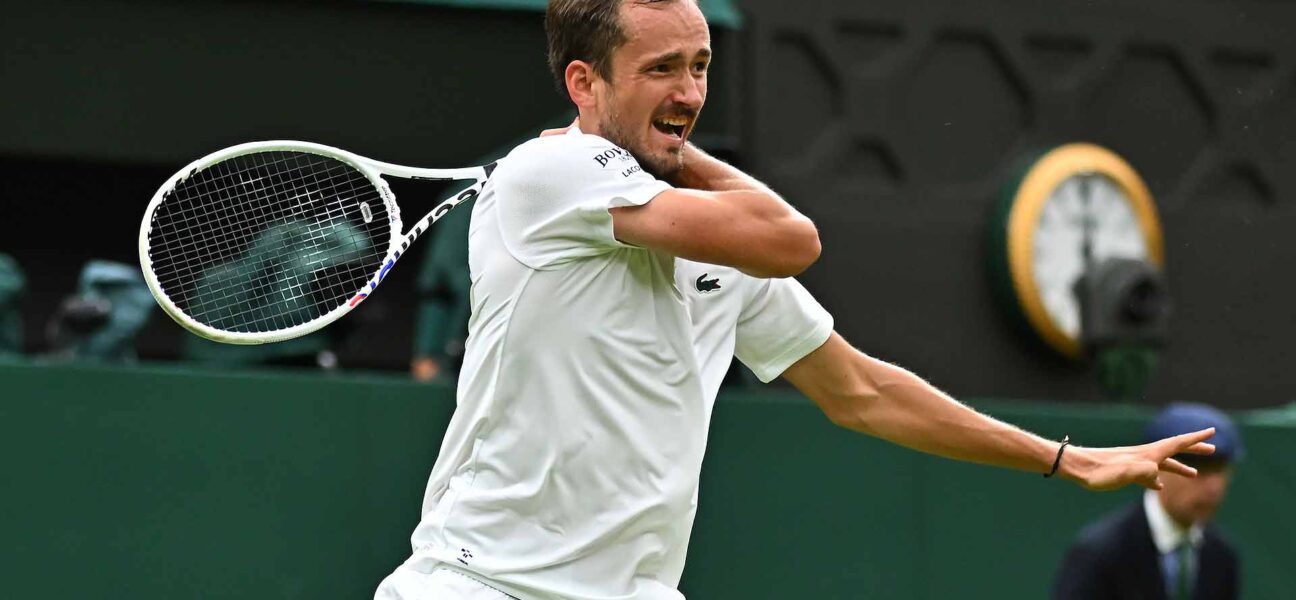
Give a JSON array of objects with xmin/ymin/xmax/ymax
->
[{"xmin": 611, "ymin": 144, "xmax": 819, "ymax": 278}]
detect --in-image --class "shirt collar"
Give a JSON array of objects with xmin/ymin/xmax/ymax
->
[{"xmin": 1143, "ymin": 490, "xmax": 1204, "ymax": 553}]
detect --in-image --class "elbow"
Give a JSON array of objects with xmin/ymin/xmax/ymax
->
[
  {"xmin": 823, "ymin": 403, "xmax": 859, "ymax": 430},
  {"xmin": 821, "ymin": 388, "xmax": 880, "ymax": 434},
  {"xmin": 789, "ymin": 220, "xmax": 822, "ymax": 275},
  {"xmin": 824, "ymin": 397, "xmax": 871, "ymax": 433},
  {"xmin": 756, "ymin": 219, "xmax": 821, "ymax": 278}
]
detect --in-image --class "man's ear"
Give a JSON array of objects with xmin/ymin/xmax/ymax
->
[{"xmin": 565, "ymin": 61, "xmax": 599, "ymax": 110}]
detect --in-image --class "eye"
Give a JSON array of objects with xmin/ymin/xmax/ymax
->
[
  {"xmin": 693, "ymin": 61, "xmax": 709, "ymax": 73},
  {"xmin": 652, "ymin": 63, "xmax": 672, "ymax": 74}
]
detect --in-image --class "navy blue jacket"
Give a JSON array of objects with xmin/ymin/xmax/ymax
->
[{"xmin": 1052, "ymin": 501, "xmax": 1238, "ymax": 600}]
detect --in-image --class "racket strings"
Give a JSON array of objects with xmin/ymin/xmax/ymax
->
[
  {"xmin": 155, "ymin": 164, "xmax": 359, "ymax": 290},
  {"xmin": 150, "ymin": 154, "xmax": 361, "ymax": 268},
  {"xmin": 159, "ymin": 157, "xmax": 384, "ymax": 331},
  {"xmin": 147, "ymin": 151, "xmax": 392, "ymax": 333},
  {"xmin": 155, "ymin": 157, "xmax": 363, "ymax": 329},
  {"xmin": 184, "ymin": 154, "xmax": 387, "ymax": 330}
]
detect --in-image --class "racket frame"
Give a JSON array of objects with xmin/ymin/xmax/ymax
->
[{"xmin": 139, "ymin": 140, "xmax": 491, "ymax": 345}]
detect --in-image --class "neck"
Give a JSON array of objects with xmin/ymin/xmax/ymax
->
[
  {"xmin": 1157, "ymin": 494, "xmax": 1195, "ymax": 530},
  {"xmin": 576, "ymin": 109, "xmax": 605, "ymax": 138}
]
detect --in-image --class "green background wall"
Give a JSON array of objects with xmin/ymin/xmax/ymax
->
[{"xmin": 1, "ymin": 362, "xmax": 1291, "ymax": 598}]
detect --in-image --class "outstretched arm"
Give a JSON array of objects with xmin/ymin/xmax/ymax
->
[{"xmin": 783, "ymin": 332, "xmax": 1216, "ymax": 491}]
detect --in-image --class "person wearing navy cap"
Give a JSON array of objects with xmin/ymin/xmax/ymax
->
[{"xmin": 1052, "ymin": 403, "xmax": 1243, "ymax": 600}]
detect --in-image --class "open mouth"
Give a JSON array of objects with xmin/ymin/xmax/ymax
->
[{"xmin": 651, "ymin": 116, "xmax": 689, "ymax": 140}]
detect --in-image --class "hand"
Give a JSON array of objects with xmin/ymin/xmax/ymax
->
[
  {"xmin": 540, "ymin": 117, "xmax": 579, "ymax": 137},
  {"xmin": 1061, "ymin": 428, "xmax": 1217, "ymax": 492},
  {"xmin": 411, "ymin": 357, "xmax": 441, "ymax": 382}
]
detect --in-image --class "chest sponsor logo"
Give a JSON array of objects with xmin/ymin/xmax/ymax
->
[{"xmin": 695, "ymin": 273, "xmax": 721, "ymax": 294}]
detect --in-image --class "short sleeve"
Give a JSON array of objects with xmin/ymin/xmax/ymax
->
[
  {"xmin": 734, "ymin": 277, "xmax": 833, "ymax": 383},
  {"xmin": 493, "ymin": 132, "xmax": 672, "ymax": 270}
]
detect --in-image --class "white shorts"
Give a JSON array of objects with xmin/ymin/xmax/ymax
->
[{"xmin": 374, "ymin": 563, "xmax": 518, "ymax": 600}]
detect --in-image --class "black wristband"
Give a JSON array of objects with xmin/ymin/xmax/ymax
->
[{"xmin": 1044, "ymin": 435, "xmax": 1070, "ymax": 478}]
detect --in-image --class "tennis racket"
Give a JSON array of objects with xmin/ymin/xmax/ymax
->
[{"xmin": 139, "ymin": 140, "xmax": 495, "ymax": 344}]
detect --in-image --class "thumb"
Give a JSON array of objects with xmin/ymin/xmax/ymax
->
[{"xmin": 1136, "ymin": 461, "xmax": 1162, "ymax": 490}]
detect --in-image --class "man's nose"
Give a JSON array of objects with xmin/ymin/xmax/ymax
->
[
  {"xmin": 673, "ymin": 73, "xmax": 705, "ymax": 108},
  {"xmin": 1200, "ymin": 471, "xmax": 1229, "ymax": 496}
]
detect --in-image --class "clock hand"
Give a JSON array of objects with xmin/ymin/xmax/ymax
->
[{"xmin": 1079, "ymin": 173, "xmax": 1096, "ymax": 270}]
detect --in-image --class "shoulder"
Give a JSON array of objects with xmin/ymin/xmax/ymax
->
[
  {"xmin": 1057, "ymin": 510, "xmax": 1127, "ymax": 585},
  {"xmin": 1203, "ymin": 523, "xmax": 1240, "ymax": 558},
  {"xmin": 491, "ymin": 133, "xmax": 666, "ymax": 217},
  {"xmin": 498, "ymin": 133, "xmax": 635, "ymax": 181},
  {"xmin": 1071, "ymin": 502, "xmax": 1145, "ymax": 554}
]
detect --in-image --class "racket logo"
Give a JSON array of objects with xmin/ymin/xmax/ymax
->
[
  {"xmin": 350, "ymin": 253, "xmax": 402, "ymax": 308},
  {"xmin": 378, "ymin": 256, "xmax": 397, "ymax": 282},
  {"xmin": 436, "ymin": 185, "xmax": 479, "ymax": 220},
  {"xmin": 402, "ymin": 230, "xmax": 420, "ymax": 251}
]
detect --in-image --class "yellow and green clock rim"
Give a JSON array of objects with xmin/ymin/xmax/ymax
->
[{"xmin": 1001, "ymin": 143, "xmax": 1165, "ymax": 359}]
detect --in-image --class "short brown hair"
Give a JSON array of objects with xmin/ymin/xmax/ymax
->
[{"xmin": 545, "ymin": 0, "xmax": 694, "ymax": 97}]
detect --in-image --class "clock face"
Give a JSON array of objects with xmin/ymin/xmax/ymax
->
[
  {"xmin": 996, "ymin": 143, "xmax": 1164, "ymax": 358},
  {"xmin": 1032, "ymin": 174, "xmax": 1151, "ymax": 340}
]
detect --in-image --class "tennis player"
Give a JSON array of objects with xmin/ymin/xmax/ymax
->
[{"xmin": 375, "ymin": 1, "xmax": 1217, "ymax": 598}]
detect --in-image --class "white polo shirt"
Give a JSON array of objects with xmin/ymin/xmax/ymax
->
[{"xmin": 404, "ymin": 129, "xmax": 833, "ymax": 600}]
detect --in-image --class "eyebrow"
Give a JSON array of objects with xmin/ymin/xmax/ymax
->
[{"xmin": 642, "ymin": 48, "xmax": 712, "ymax": 66}]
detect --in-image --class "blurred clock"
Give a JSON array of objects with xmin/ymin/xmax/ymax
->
[{"xmin": 990, "ymin": 143, "xmax": 1164, "ymax": 359}]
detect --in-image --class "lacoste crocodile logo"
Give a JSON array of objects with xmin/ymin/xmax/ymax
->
[{"xmin": 695, "ymin": 273, "xmax": 721, "ymax": 293}]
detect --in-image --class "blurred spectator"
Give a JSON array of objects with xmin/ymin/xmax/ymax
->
[
  {"xmin": 0, "ymin": 253, "xmax": 24, "ymax": 356},
  {"xmin": 410, "ymin": 197, "xmax": 471, "ymax": 383},
  {"xmin": 46, "ymin": 260, "xmax": 154, "ymax": 362},
  {"xmin": 182, "ymin": 220, "xmax": 367, "ymax": 369},
  {"xmin": 1052, "ymin": 403, "xmax": 1244, "ymax": 600}
]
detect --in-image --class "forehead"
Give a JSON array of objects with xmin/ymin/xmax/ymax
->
[{"xmin": 616, "ymin": 1, "xmax": 711, "ymax": 60}]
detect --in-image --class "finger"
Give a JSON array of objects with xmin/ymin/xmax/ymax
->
[
  {"xmin": 1168, "ymin": 428, "xmax": 1216, "ymax": 450},
  {"xmin": 1179, "ymin": 442, "xmax": 1216, "ymax": 456},
  {"xmin": 1137, "ymin": 473, "xmax": 1163, "ymax": 491},
  {"xmin": 1151, "ymin": 428, "xmax": 1215, "ymax": 458},
  {"xmin": 540, "ymin": 118, "xmax": 581, "ymax": 137},
  {"xmin": 1159, "ymin": 458, "xmax": 1198, "ymax": 478},
  {"xmin": 1131, "ymin": 462, "xmax": 1162, "ymax": 492}
]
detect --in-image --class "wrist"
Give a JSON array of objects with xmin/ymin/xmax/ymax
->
[
  {"xmin": 669, "ymin": 143, "xmax": 707, "ymax": 188},
  {"xmin": 1056, "ymin": 444, "xmax": 1095, "ymax": 484}
]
